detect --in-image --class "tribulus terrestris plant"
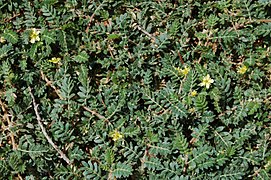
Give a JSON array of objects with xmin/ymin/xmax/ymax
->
[{"xmin": 0, "ymin": 0, "xmax": 271, "ymax": 179}]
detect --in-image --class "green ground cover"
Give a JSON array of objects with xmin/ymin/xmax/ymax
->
[{"xmin": 0, "ymin": 0, "xmax": 271, "ymax": 179}]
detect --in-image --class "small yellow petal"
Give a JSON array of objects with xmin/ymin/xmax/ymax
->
[
  {"xmin": 199, "ymin": 74, "xmax": 214, "ymax": 89},
  {"xmin": 110, "ymin": 130, "xmax": 123, "ymax": 141},
  {"xmin": 190, "ymin": 90, "xmax": 197, "ymax": 97},
  {"xmin": 237, "ymin": 65, "xmax": 248, "ymax": 74},
  {"xmin": 181, "ymin": 67, "xmax": 190, "ymax": 75},
  {"xmin": 29, "ymin": 28, "xmax": 40, "ymax": 43},
  {"xmin": 48, "ymin": 57, "xmax": 61, "ymax": 63},
  {"xmin": 175, "ymin": 66, "xmax": 190, "ymax": 76}
]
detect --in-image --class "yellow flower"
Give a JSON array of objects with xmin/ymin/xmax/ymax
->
[
  {"xmin": 238, "ymin": 65, "xmax": 248, "ymax": 74},
  {"xmin": 181, "ymin": 67, "xmax": 190, "ymax": 75},
  {"xmin": 190, "ymin": 90, "xmax": 197, "ymax": 97},
  {"xmin": 48, "ymin": 57, "xmax": 61, "ymax": 63},
  {"xmin": 175, "ymin": 66, "xmax": 190, "ymax": 76},
  {"xmin": 0, "ymin": 36, "xmax": 6, "ymax": 43},
  {"xmin": 199, "ymin": 74, "xmax": 214, "ymax": 89},
  {"xmin": 30, "ymin": 28, "xmax": 40, "ymax": 43},
  {"xmin": 110, "ymin": 130, "xmax": 123, "ymax": 141}
]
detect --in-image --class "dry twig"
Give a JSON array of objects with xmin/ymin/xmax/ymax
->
[
  {"xmin": 85, "ymin": 2, "xmax": 105, "ymax": 33},
  {"xmin": 28, "ymin": 86, "xmax": 71, "ymax": 165},
  {"xmin": 4, "ymin": 13, "xmax": 21, "ymax": 23},
  {"xmin": 83, "ymin": 106, "xmax": 106, "ymax": 120},
  {"xmin": 136, "ymin": 25, "xmax": 156, "ymax": 41},
  {"xmin": 40, "ymin": 71, "xmax": 63, "ymax": 99}
]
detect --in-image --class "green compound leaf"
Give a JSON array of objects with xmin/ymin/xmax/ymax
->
[
  {"xmin": 3, "ymin": 30, "xmax": 18, "ymax": 44},
  {"xmin": 73, "ymin": 51, "xmax": 89, "ymax": 63},
  {"xmin": 80, "ymin": 161, "xmax": 102, "ymax": 180},
  {"xmin": 194, "ymin": 93, "xmax": 208, "ymax": 112},
  {"xmin": 29, "ymin": 43, "xmax": 38, "ymax": 59},
  {"xmin": 0, "ymin": 45, "xmax": 12, "ymax": 59},
  {"xmin": 144, "ymin": 157, "xmax": 162, "ymax": 171},
  {"xmin": 149, "ymin": 142, "xmax": 171, "ymax": 156},
  {"xmin": 188, "ymin": 145, "xmax": 214, "ymax": 173},
  {"xmin": 42, "ymin": 29, "xmax": 56, "ymax": 44},
  {"xmin": 173, "ymin": 133, "xmax": 189, "ymax": 153},
  {"xmin": 112, "ymin": 162, "xmax": 133, "ymax": 178}
]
